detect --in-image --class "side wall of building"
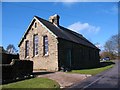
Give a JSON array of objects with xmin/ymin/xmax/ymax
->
[
  {"xmin": 58, "ymin": 38, "xmax": 100, "ymax": 70},
  {"xmin": 19, "ymin": 19, "xmax": 58, "ymax": 71}
]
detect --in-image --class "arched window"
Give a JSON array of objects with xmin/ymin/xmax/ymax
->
[{"xmin": 43, "ymin": 35, "xmax": 48, "ymax": 55}]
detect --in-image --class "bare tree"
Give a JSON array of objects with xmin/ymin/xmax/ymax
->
[
  {"xmin": 100, "ymin": 51, "xmax": 115, "ymax": 60},
  {"xmin": 6, "ymin": 44, "xmax": 18, "ymax": 54},
  {"xmin": 104, "ymin": 34, "xmax": 120, "ymax": 59}
]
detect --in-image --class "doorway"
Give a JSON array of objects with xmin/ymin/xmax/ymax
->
[{"xmin": 66, "ymin": 49, "xmax": 72, "ymax": 68}]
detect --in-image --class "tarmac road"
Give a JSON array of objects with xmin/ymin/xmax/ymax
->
[{"xmin": 68, "ymin": 60, "xmax": 120, "ymax": 90}]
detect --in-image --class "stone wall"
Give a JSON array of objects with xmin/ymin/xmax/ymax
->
[
  {"xmin": 58, "ymin": 38, "xmax": 100, "ymax": 70},
  {"xmin": 19, "ymin": 19, "xmax": 58, "ymax": 71},
  {"xmin": 19, "ymin": 17, "xmax": 100, "ymax": 71}
]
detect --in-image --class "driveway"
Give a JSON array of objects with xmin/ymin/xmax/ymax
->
[
  {"xmin": 68, "ymin": 60, "xmax": 120, "ymax": 89},
  {"xmin": 36, "ymin": 72, "xmax": 91, "ymax": 88}
]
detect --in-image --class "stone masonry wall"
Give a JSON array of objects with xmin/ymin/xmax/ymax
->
[
  {"xmin": 19, "ymin": 19, "xmax": 58, "ymax": 71},
  {"xmin": 58, "ymin": 38, "xmax": 100, "ymax": 70}
]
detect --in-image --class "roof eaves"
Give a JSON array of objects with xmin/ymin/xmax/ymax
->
[{"xmin": 57, "ymin": 37, "xmax": 99, "ymax": 50}]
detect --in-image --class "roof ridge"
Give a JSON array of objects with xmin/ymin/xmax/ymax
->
[
  {"xmin": 35, "ymin": 16, "xmax": 53, "ymax": 24},
  {"xmin": 36, "ymin": 16, "xmax": 98, "ymax": 49},
  {"xmin": 19, "ymin": 15, "xmax": 99, "ymax": 49}
]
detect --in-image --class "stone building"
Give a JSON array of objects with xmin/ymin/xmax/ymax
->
[{"xmin": 18, "ymin": 14, "xmax": 100, "ymax": 71}]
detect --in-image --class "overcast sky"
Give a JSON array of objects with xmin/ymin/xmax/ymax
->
[{"xmin": 2, "ymin": 2, "xmax": 118, "ymax": 50}]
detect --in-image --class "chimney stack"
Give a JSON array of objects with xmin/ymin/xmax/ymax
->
[{"xmin": 49, "ymin": 14, "xmax": 60, "ymax": 27}]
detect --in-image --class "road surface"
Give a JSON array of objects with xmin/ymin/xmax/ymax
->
[{"xmin": 68, "ymin": 60, "xmax": 120, "ymax": 90}]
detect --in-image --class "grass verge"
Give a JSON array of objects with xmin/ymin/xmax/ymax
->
[
  {"xmin": 2, "ymin": 77, "xmax": 60, "ymax": 89},
  {"xmin": 68, "ymin": 64, "xmax": 114, "ymax": 75}
]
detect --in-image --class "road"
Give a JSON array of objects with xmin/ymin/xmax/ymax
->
[{"xmin": 68, "ymin": 60, "xmax": 120, "ymax": 90}]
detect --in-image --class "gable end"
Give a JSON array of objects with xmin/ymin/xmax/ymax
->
[{"xmin": 18, "ymin": 16, "xmax": 57, "ymax": 47}]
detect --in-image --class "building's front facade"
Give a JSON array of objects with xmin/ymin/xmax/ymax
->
[{"xmin": 18, "ymin": 14, "xmax": 100, "ymax": 71}]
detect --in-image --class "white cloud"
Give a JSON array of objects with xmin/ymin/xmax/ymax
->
[
  {"xmin": 103, "ymin": 5, "xmax": 118, "ymax": 15},
  {"xmin": 2, "ymin": 0, "xmax": 119, "ymax": 2},
  {"xmin": 59, "ymin": 0, "xmax": 78, "ymax": 2},
  {"xmin": 55, "ymin": 0, "xmax": 119, "ymax": 2},
  {"xmin": 56, "ymin": 0, "xmax": 80, "ymax": 2},
  {"xmin": 67, "ymin": 21, "xmax": 100, "ymax": 34},
  {"xmin": 55, "ymin": 0, "xmax": 79, "ymax": 6}
]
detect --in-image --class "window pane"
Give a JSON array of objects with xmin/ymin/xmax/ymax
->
[
  {"xmin": 34, "ymin": 34, "xmax": 38, "ymax": 56},
  {"xmin": 43, "ymin": 36, "xmax": 48, "ymax": 55},
  {"xmin": 25, "ymin": 41, "xmax": 29, "ymax": 57}
]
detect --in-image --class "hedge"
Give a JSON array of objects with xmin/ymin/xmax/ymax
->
[{"xmin": 2, "ymin": 59, "xmax": 33, "ymax": 84}]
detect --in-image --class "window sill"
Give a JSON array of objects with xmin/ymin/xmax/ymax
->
[
  {"xmin": 44, "ymin": 54, "xmax": 49, "ymax": 57},
  {"xmin": 33, "ymin": 54, "xmax": 39, "ymax": 57},
  {"xmin": 25, "ymin": 56, "xmax": 29, "ymax": 59}
]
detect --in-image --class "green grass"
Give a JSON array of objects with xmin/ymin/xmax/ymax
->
[
  {"xmin": 68, "ymin": 64, "xmax": 114, "ymax": 75},
  {"xmin": 2, "ymin": 78, "xmax": 60, "ymax": 89}
]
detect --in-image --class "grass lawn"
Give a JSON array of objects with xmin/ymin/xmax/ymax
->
[
  {"xmin": 2, "ymin": 77, "xmax": 60, "ymax": 89},
  {"xmin": 68, "ymin": 64, "xmax": 114, "ymax": 75}
]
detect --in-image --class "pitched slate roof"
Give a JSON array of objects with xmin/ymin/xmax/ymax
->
[
  {"xmin": 35, "ymin": 16, "xmax": 98, "ymax": 49},
  {"xmin": 18, "ymin": 16, "xmax": 99, "ymax": 49}
]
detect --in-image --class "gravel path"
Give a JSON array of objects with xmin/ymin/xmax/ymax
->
[{"xmin": 37, "ymin": 72, "xmax": 91, "ymax": 88}]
